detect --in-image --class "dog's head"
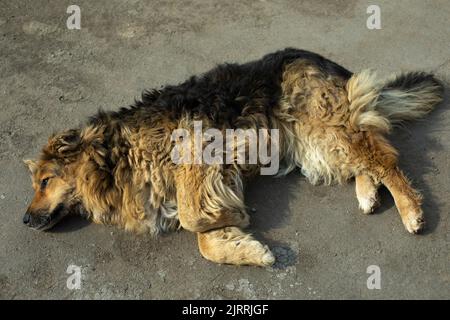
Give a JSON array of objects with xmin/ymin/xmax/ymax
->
[{"xmin": 23, "ymin": 130, "xmax": 84, "ymax": 231}]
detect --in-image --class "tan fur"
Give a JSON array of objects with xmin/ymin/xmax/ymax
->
[
  {"xmin": 355, "ymin": 174, "xmax": 380, "ymax": 214},
  {"xmin": 275, "ymin": 62, "xmax": 435, "ymax": 236},
  {"xmin": 198, "ymin": 227, "xmax": 274, "ymax": 266},
  {"xmin": 24, "ymin": 58, "xmax": 444, "ymax": 266}
]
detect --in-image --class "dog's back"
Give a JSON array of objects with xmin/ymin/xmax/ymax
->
[{"xmin": 132, "ymin": 48, "xmax": 352, "ymax": 126}]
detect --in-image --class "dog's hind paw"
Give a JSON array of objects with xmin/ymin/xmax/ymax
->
[
  {"xmin": 403, "ymin": 214, "xmax": 425, "ymax": 234},
  {"xmin": 358, "ymin": 194, "xmax": 380, "ymax": 214}
]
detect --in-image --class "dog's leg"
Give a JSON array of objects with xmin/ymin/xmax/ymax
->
[
  {"xmin": 174, "ymin": 165, "xmax": 273, "ymax": 266},
  {"xmin": 197, "ymin": 226, "xmax": 275, "ymax": 266},
  {"xmin": 175, "ymin": 164, "xmax": 249, "ymax": 233},
  {"xmin": 355, "ymin": 174, "xmax": 380, "ymax": 214},
  {"xmin": 380, "ymin": 168, "xmax": 424, "ymax": 234},
  {"xmin": 361, "ymin": 134, "xmax": 424, "ymax": 234}
]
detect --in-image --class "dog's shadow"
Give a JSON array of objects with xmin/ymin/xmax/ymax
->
[
  {"xmin": 245, "ymin": 172, "xmax": 301, "ymax": 233},
  {"xmin": 244, "ymin": 171, "xmax": 303, "ymax": 269},
  {"xmin": 50, "ymin": 214, "xmax": 91, "ymax": 233}
]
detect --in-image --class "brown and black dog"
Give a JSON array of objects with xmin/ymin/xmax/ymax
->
[{"xmin": 23, "ymin": 48, "xmax": 443, "ymax": 266}]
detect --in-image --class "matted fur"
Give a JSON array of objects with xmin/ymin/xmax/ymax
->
[{"xmin": 24, "ymin": 48, "xmax": 444, "ymax": 266}]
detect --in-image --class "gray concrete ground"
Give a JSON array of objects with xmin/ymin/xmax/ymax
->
[{"xmin": 0, "ymin": 0, "xmax": 449, "ymax": 299}]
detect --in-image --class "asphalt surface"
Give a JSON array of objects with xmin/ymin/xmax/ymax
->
[{"xmin": 0, "ymin": 0, "xmax": 449, "ymax": 299}]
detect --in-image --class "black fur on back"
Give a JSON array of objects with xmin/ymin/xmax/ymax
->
[{"xmin": 89, "ymin": 48, "xmax": 352, "ymax": 128}]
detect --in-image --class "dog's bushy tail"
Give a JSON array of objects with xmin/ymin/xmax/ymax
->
[{"xmin": 346, "ymin": 70, "xmax": 444, "ymax": 133}]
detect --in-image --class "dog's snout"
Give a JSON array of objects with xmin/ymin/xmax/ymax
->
[{"xmin": 23, "ymin": 213, "xmax": 31, "ymax": 225}]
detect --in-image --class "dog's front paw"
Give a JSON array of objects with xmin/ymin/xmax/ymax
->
[
  {"xmin": 260, "ymin": 245, "xmax": 276, "ymax": 266},
  {"xmin": 236, "ymin": 240, "xmax": 275, "ymax": 267}
]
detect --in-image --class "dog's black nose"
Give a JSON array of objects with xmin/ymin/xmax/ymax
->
[{"xmin": 23, "ymin": 213, "xmax": 31, "ymax": 225}]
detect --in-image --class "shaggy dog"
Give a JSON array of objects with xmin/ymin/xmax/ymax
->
[{"xmin": 23, "ymin": 48, "xmax": 443, "ymax": 266}]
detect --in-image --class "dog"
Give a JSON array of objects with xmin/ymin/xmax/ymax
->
[{"xmin": 23, "ymin": 48, "xmax": 444, "ymax": 266}]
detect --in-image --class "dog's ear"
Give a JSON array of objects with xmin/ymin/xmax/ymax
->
[
  {"xmin": 45, "ymin": 129, "xmax": 82, "ymax": 161},
  {"xmin": 23, "ymin": 159, "xmax": 38, "ymax": 174}
]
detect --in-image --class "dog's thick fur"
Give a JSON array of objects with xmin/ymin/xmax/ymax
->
[{"xmin": 24, "ymin": 48, "xmax": 443, "ymax": 266}]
